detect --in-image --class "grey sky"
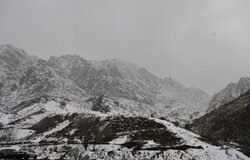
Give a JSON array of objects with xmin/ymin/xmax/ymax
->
[{"xmin": 0, "ymin": 0, "xmax": 250, "ymax": 94}]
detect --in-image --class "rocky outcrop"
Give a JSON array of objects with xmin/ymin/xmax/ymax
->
[{"xmin": 208, "ymin": 77, "xmax": 250, "ymax": 112}]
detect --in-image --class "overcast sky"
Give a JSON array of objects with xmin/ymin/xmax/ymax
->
[{"xmin": 0, "ymin": 0, "xmax": 250, "ymax": 94}]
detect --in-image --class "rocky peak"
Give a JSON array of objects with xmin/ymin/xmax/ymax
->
[
  {"xmin": 191, "ymin": 90, "xmax": 250, "ymax": 156},
  {"xmin": 0, "ymin": 44, "xmax": 211, "ymax": 121},
  {"xmin": 162, "ymin": 77, "xmax": 184, "ymax": 91},
  {"xmin": 47, "ymin": 55, "xmax": 90, "ymax": 78},
  {"xmin": 0, "ymin": 44, "xmax": 27, "ymax": 56},
  {"xmin": 208, "ymin": 77, "xmax": 250, "ymax": 112},
  {"xmin": 237, "ymin": 77, "xmax": 250, "ymax": 93},
  {"xmin": 0, "ymin": 44, "xmax": 36, "ymax": 71},
  {"xmin": 47, "ymin": 55, "xmax": 89, "ymax": 68}
]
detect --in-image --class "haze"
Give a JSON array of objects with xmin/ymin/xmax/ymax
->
[{"xmin": 0, "ymin": 0, "xmax": 250, "ymax": 94}]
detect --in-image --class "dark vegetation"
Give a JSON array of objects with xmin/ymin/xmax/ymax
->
[
  {"xmin": 141, "ymin": 145, "xmax": 203, "ymax": 151},
  {"xmin": 122, "ymin": 141, "xmax": 146, "ymax": 149},
  {"xmin": 30, "ymin": 115, "xmax": 181, "ymax": 150},
  {"xmin": 191, "ymin": 90, "xmax": 250, "ymax": 156},
  {"xmin": 0, "ymin": 123, "xmax": 3, "ymax": 129},
  {"xmin": 101, "ymin": 116, "xmax": 181, "ymax": 148},
  {"xmin": 130, "ymin": 129, "xmax": 180, "ymax": 146},
  {"xmin": 30, "ymin": 114, "xmax": 75, "ymax": 134},
  {"xmin": 9, "ymin": 110, "xmax": 46, "ymax": 125}
]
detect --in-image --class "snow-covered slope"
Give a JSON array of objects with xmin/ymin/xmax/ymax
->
[
  {"xmin": 0, "ymin": 93, "xmax": 248, "ymax": 159},
  {"xmin": 0, "ymin": 44, "xmax": 211, "ymax": 121},
  {"xmin": 0, "ymin": 44, "xmax": 37, "ymax": 107},
  {"xmin": 0, "ymin": 45, "xmax": 87, "ymax": 111},
  {"xmin": 1, "ymin": 109, "xmax": 249, "ymax": 159},
  {"xmin": 47, "ymin": 55, "xmax": 211, "ymax": 121},
  {"xmin": 208, "ymin": 77, "xmax": 250, "ymax": 112}
]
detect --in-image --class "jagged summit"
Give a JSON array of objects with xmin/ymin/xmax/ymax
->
[
  {"xmin": 0, "ymin": 44, "xmax": 248, "ymax": 159},
  {"xmin": 101, "ymin": 58, "xmax": 139, "ymax": 70},
  {"xmin": 238, "ymin": 77, "xmax": 250, "ymax": 92},
  {"xmin": 0, "ymin": 44, "xmax": 210, "ymax": 121},
  {"xmin": 162, "ymin": 77, "xmax": 184, "ymax": 91},
  {"xmin": 0, "ymin": 44, "xmax": 33, "ymax": 67},
  {"xmin": 208, "ymin": 77, "xmax": 250, "ymax": 112},
  {"xmin": 0, "ymin": 44, "xmax": 27, "ymax": 55}
]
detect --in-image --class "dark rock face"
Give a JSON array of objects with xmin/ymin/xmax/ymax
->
[
  {"xmin": 30, "ymin": 115, "xmax": 181, "ymax": 148},
  {"xmin": 91, "ymin": 95, "xmax": 113, "ymax": 113},
  {"xmin": 191, "ymin": 90, "xmax": 250, "ymax": 155},
  {"xmin": 208, "ymin": 77, "xmax": 250, "ymax": 112}
]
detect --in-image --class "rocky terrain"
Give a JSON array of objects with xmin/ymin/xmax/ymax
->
[
  {"xmin": 0, "ymin": 44, "xmax": 249, "ymax": 159},
  {"xmin": 0, "ymin": 44, "xmax": 210, "ymax": 122},
  {"xmin": 0, "ymin": 96, "xmax": 248, "ymax": 159},
  {"xmin": 191, "ymin": 90, "xmax": 250, "ymax": 157},
  {"xmin": 208, "ymin": 77, "xmax": 250, "ymax": 112}
]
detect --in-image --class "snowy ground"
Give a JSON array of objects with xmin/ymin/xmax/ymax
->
[
  {"xmin": 0, "ymin": 117, "xmax": 249, "ymax": 160},
  {"xmin": 0, "ymin": 98, "xmax": 249, "ymax": 160}
]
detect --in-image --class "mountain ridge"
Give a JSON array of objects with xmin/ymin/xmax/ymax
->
[
  {"xmin": 208, "ymin": 77, "xmax": 250, "ymax": 112},
  {"xmin": 191, "ymin": 89, "xmax": 250, "ymax": 156},
  {"xmin": 0, "ymin": 44, "xmax": 249, "ymax": 159},
  {"xmin": 0, "ymin": 44, "xmax": 211, "ymax": 121}
]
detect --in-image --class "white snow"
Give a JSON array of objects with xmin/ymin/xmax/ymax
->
[
  {"xmin": 152, "ymin": 118, "xmax": 250, "ymax": 160},
  {"xmin": 32, "ymin": 120, "xmax": 70, "ymax": 143},
  {"xmin": 109, "ymin": 136, "xmax": 128, "ymax": 145},
  {"xmin": 0, "ymin": 112, "xmax": 12, "ymax": 125},
  {"xmin": 15, "ymin": 129, "xmax": 34, "ymax": 140}
]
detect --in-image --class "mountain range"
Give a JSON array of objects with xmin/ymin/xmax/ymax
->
[
  {"xmin": 0, "ymin": 44, "xmax": 249, "ymax": 159},
  {"xmin": 0, "ymin": 44, "xmax": 210, "ymax": 122}
]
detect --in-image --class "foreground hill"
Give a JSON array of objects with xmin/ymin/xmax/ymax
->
[
  {"xmin": 0, "ymin": 44, "xmax": 248, "ymax": 159},
  {"xmin": 0, "ymin": 96, "xmax": 248, "ymax": 159},
  {"xmin": 191, "ymin": 90, "xmax": 250, "ymax": 156}
]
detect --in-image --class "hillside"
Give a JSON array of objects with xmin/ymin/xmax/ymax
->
[
  {"xmin": 0, "ymin": 96, "xmax": 248, "ymax": 159},
  {"xmin": 191, "ymin": 90, "xmax": 250, "ymax": 156},
  {"xmin": 0, "ymin": 44, "xmax": 249, "ymax": 159},
  {"xmin": 208, "ymin": 77, "xmax": 250, "ymax": 112}
]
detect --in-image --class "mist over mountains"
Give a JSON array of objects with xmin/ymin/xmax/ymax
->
[
  {"xmin": 0, "ymin": 44, "xmax": 211, "ymax": 121},
  {"xmin": 0, "ymin": 44, "xmax": 250, "ymax": 159}
]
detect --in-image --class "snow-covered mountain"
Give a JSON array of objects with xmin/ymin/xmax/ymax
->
[
  {"xmin": 47, "ymin": 55, "xmax": 211, "ymax": 121},
  {"xmin": 47, "ymin": 56, "xmax": 160, "ymax": 105},
  {"xmin": 208, "ymin": 77, "xmax": 250, "ymax": 112},
  {"xmin": 0, "ymin": 44, "xmax": 210, "ymax": 121},
  {"xmin": 0, "ymin": 44, "xmax": 37, "ymax": 107},
  {"xmin": 0, "ymin": 44, "xmax": 249, "ymax": 159}
]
